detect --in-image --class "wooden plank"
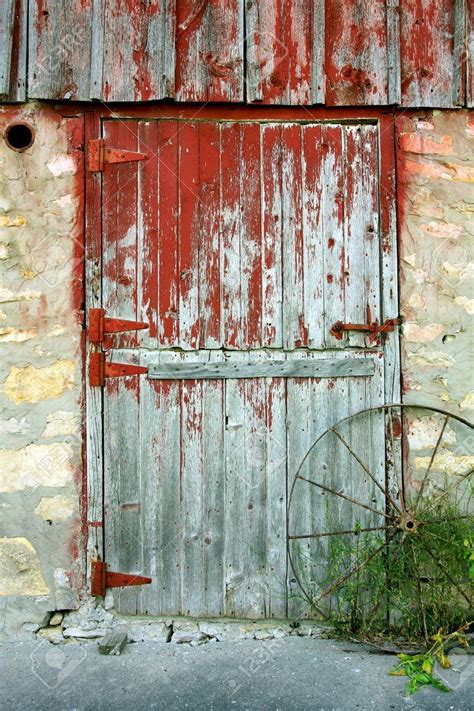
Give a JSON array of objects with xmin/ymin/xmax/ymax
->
[
  {"xmin": 138, "ymin": 120, "xmax": 159, "ymax": 348},
  {"xmin": 261, "ymin": 124, "xmax": 283, "ymax": 347},
  {"xmin": 147, "ymin": 353, "xmax": 376, "ymax": 380},
  {"xmin": 240, "ymin": 122, "xmax": 263, "ymax": 347},
  {"xmin": 28, "ymin": 0, "xmax": 92, "ymax": 100},
  {"xmin": 468, "ymin": 0, "xmax": 474, "ymax": 107},
  {"xmin": 158, "ymin": 120, "xmax": 179, "ymax": 347},
  {"xmin": 176, "ymin": 0, "xmax": 243, "ymax": 102},
  {"xmin": 198, "ymin": 122, "xmax": 222, "ymax": 348},
  {"xmin": 85, "ymin": 112, "xmax": 104, "ymax": 580},
  {"xmin": 386, "ymin": 0, "xmax": 401, "ymax": 104},
  {"xmin": 92, "ymin": 0, "xmax": 175, "ymax": 101},
  {"xmin": 321, "ymin": 125, "xmax": 345, "ymax": 348},
  {"xmin": 343, "ymin": 125, "xmax": 380, "ymax": 348},
  {"xmin": 400, "ymin": 0, "xmax": 462, "ymax": 107},
  {"xmin": 245, "ymin": 0, "xmax": 322, "ymax": 104},
  {"xmin": 302, "ymin": 124, "xmax": 324, "ymax": 349},
  {"xmin": 221, "ymin": 122, "xmax": 242, "ymax": 349},
  {"xmin": 281, "ymin": 124, "xmax": 306, "ymax": 348},
  {"xmin": 0, "ymin": 0, "xmax": 16, "ymax": 97},
  {"xmin": 325, "ymin": 0, "xmax": 390, "ymax": 105},
  {"xmin": 178, "ymin": 122, "xmax": 200, "ymax": 349}
]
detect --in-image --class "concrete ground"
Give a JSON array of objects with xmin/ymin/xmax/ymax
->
[{"xmin": 1, "ymin": 637, "xmax": 472, "ymax": 711}]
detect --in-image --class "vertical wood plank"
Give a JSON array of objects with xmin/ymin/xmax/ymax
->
[
  {"xmin": 28, "ymin": 0, "xmax": 92, "ymax": 100},
  {"xmin": 343, "ymin": 125, "xmax": 380, "ymax": 348},
  {"xmin": 281, "ymin": 124, "xmax": 306, "ymax": 349},
  {"xmin": 198, "ymin": 122, "xmax": 221, "ymax": 348},
  {"xmin": 85, "ymin": 111, "xmax": 104, "ymax": 578},
  {"xmin": 181, "ymin": 377, "xmax": 205, "ymax": 614},
  {"xmin": 158, "ymin": 120, "xmax": 179, "ymax": 347},
  {"xmin": 240, "ymin": 122, "xmax": 263, "ymax": 348},
  {"xmin": 320, "ymin": 125, "xmax": 345, "ymax": 348},
  {"xmin": 138, "ymin": 120, "xmax": 159, "ymax": 348},
  {"xmin": 468, "ymin": 0, "xmax": 474, "ymax": 107},
  {"xmin": 302, "ymin": 124, "xmax": 325, "ymax": 349},
  {"xmin": 221, "ymin": 122, "xmax": 242, "ymax": 349},
  {"xmin": 176, "ymin": 0, "xmax": 244, "ymax": 101},
  {"xmin": 386, "ymin": 0, "xmax": 401, "ymax": 104},
  {"xmin": 178, "ymin": 122, "xmax": 200, "ymax": 349},
  {"xmin": 325, "ymin": 0, "xmax": 390, "ymax": 105},
  {"xmin": 93, "ymin": 0, "xmax": 175, "ymax": 102},
  {"xmin": 400, "ymin": 0, "xmax": 463, "ymax": 107},
  {"xmin": 245, "ymin": 0, "xmax": 321, "ymax": 104},
  {"xmin": 261, "ymin": 124, "xmax": 283, "ymax": 348}
]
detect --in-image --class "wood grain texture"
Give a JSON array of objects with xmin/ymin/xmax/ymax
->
[
  {"xmin": 28, "ymin": 0, "xmax": 93, "ymax": 100},
  {"xmin": 176, "ymin": 0, "xmax": 243, "ymax": 101},
  {"xmin": 400, "ymin": 0, "xmax": 465, "ymax": 107},
  {"xmin": 325, "ymin": 0, "xmax": 391, "ymax": 105},
  {"xmin": 1, "ymin": 0, "xmax": 27, "ymax": 100},
  {"xmin": 2, "ymin": 1, "xmax": 470, "ymax": 106},
  {"xmin": 91, "ymin": 0, "xmax": 176, "ymax": 101}
]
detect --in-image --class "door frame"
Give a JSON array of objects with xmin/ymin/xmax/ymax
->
[{"xmin": 84, "ymin": 104, "xmax": 400, "ymax": 593}]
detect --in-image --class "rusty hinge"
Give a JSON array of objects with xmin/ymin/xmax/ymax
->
[
  {"xmin": 88, "ymin": 308, "xmax": 149, "ymax": 386},
  {"xmin": 89, "ymin": 352, "xmax": 148, "ymax": 387},
  {"xmin": 89, "ymin": 308, "xmax": 148, "ymax": 349},
  {"xmin": 88, "ymin": 138, "xmax": 148, "ymax": 172},
  {"xmin": 331, "ymin": 317, "xmax": 402, "ymax": 341},
  {"xmin": 91, "ymin": 561, "xmax": 152, "ymax": 597}
]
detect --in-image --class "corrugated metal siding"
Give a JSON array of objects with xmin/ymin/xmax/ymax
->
[{"xmin": 1, "ymin": 1, "xmax": 471, "ymax": 105}]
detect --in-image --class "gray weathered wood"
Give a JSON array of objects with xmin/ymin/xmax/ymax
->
[
  {"xmin": 452, "ymin": 0, "xmax": 466, "ymax": 106},
  {"xmin": 0, "ymin": 0, "xmax": 16, "ymax": 97},
  {"xmin": 311, "ymin": 0, "xmax": 326, "ymax": 103},
  {"xmin": 386, "ymin": 0, "xmax": 401, "ymax": 104},
  {"xmin": 147, "ymin": 353, "xmax": 375, "ymax": 380}
]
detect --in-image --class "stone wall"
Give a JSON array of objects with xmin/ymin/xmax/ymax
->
[
  {"xmin": 0, "ymin": 105, "xmax": 84, "ymax": 638},
  {"xmin": 396, "ymin": 110, "xmax": 473, "ymax": 417}
]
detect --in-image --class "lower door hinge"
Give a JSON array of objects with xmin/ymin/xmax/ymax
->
[
  {"xmin": 91, "ymin": 561, "xmax": 152, "ymax": 597},
  {"xmin": 89, "ymin": 352, "xmax": 147, "ymax": 387}
]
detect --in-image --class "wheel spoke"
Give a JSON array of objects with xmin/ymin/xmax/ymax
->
[
  {"xmin": 413, "ymin": 416, "xmax": 449, "ymax": 513},
  {"xmin": 418, "ymin": 537, "xmax": 471, "ymax": 606},
  {"xmin": 421, "ymin": 468, "xmax": 473, "ymax": 517},
  {"xmin": 387, "ymin": 407, "xmax": 405, "ymax": 510},
  {"xmin": 332, "ymin": 429, "xmax": 401, "ymax": 514},
  {"xmin": 289, "ymin": 525, "xmax": 392, "ymax": 540},
  {"xmin": 312, "ymin": 531, "xmax": 398, "ymax": 604},
  {"xmin": 420, "ymin": 513, "xmax": 473, "ymax": 525},
  {"xmin": 297, "ymin": 475, "xmax": 397, "ymax": 521}
]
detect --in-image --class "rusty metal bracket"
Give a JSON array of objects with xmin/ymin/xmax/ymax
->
[
  {"xmin": 91, "ymin": 561, "xmax": 152, "ymax": 597},
  {"xmin": 89, "ymin": 352, "xmax": 148, "ymax": 387},
  {"xmin": 88, "ymin": 308, "xmax": 148, "ymax": 348},
  {"xmin": 331, "ymin": 317, "xmax": 402, "ymax": 341},
  {"xmin": 88, "ymin": 139, "xmax": 148, "ymax": 172}
]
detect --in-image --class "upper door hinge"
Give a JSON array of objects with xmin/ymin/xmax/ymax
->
[
  {"xmin": 88, "ymin": 138, "xmax": 148, "ymax": 172},
  {"xmin": 88, "ymin": 308, "xmax": 148, "ymax": 349}
]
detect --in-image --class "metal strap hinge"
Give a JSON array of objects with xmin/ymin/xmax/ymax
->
[
  {"xmin": 91, "ymin": 561, "xmax": 152, "ymax": 597},
  {"xmin": 88, "ymin": 139, "xmax": 148, "ymax": 172},
  {"xmin": 89, "ymin": 352, "xmax": 148, "ymax": 387}
]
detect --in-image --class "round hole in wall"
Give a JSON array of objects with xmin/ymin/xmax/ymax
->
[{"xmin": 4, "ymin": 122, "xmax": 35, "ymax": 152}]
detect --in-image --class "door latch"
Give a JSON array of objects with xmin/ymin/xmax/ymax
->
[{"xmin": 331, "ymin": 317, "xmax": 402, "ymax": 341}]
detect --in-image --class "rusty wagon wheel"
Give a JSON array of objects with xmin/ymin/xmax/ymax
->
[{"xmin": 287, "ymin": 404, "xmax": 473, "ymax": 641}]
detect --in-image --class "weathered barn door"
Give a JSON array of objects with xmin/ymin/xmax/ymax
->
[{"xmin": 93, "ymin": 116, "xmax": 398, "ymax": 617}]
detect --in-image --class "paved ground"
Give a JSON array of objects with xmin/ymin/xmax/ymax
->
[{"xmin": 1, "ymin": 637, "xmax": 472, "ymax": 710}]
